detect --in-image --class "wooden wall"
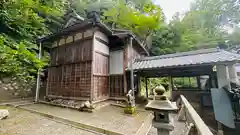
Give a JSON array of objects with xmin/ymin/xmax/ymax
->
[
  {"xmin": 109, "ymin": 75, "xmax": 124, "ymax": 97},
  {"xmin": 47, "ymin": 28, "xmax": 146, "ymax": 101},
  {"xmin": 47, "ymin": 29, "xmax": 94, "ymax": 100},
  {"xmin": 109, "ymin": 50, "xmax": 124, "ymax": 97},
  {"xmin": 92, "ymin": 30, "xmax": 109, "ymax": 101}
]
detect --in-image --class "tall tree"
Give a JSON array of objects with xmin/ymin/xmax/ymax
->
[
  {"xmin": 0, "ymin": 0, "xmax": 66, "ymax": 79},
  {"xmin": 150, "ymin": 24, "xmax": 182, "ymax": 55},
  {"xmin": 156, "ymin": 0, "xmax": 240, "ymax": 54}
]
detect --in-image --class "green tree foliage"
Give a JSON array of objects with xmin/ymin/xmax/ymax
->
[
  {"xmin": 228, "ymin": 26, "xmax": 240, "ymax": 46},
  {"xmin": 0, "ymin": 0, "xmax": 66, "ymax": 80},
  {"xmin": 69, "ymin": 0, "xmax": 114, "ymax": 17},
  {"xmin": 150, "ymin": 24, "xmax": 181, "ymax": 55},
  {"xmin": 103, "ymin": 0, "xmax": 163, "ymax": 44},
  {"xmin": 150, "ymin": 0, "xmax": 240, "ymax": 56},
  {"xmin": 71, "ymin": 0, "xmax": 163, "ymax": 45}
]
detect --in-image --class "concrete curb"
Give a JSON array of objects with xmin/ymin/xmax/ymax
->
[
  {"xmin": 0, "ymin": 101, "xmax": 35, "ymax": 107},
  {"xmin": 18, "ymin": 106, "xmax": 123, "ymax": 135},
  {"xmin": 39, "ymin": 100, "xmax": 93, "ymax": 113},
  {"xmin": 0, "ymin": 97, "xmax": 34, "ymax": 104},
  {"xmin": 39, "ymin": 100, "xmax": 111, "ymax": 113}
]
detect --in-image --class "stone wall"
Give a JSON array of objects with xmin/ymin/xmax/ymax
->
[{"xmin": 0, "ymin": 77, "xmax": 34, "ymax": 102}]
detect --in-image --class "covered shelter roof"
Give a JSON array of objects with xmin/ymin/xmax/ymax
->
[
  {"xmin": 133, "ymin": 48, "xmax": 240, "ymax": 70},
  {"xmin": 131, "ymin": 48, "xmax": 240, "ymax": 77}
]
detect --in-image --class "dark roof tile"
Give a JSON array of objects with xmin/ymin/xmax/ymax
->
[{"xmin": 131, "ymin": 48, "xmax": 240, "ymax": 70}]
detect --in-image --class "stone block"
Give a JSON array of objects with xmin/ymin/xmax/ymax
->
[
  {"xmin": 0, "ymin": 109, "xmax": 9, "ymax": 120},
  {"xmin": 152, "ymin": 120, "xmax": 174, "ymax": 131},
  {"xmin": 2, "ymin": 77, "xmax": 11, "ymax": 83}
]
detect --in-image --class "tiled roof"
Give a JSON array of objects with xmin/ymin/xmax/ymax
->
[{"xmin": 132, "ymin": 48, "xmax": 240, "ymax": 70}]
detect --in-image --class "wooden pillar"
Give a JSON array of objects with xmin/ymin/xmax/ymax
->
[
  {"xmin": 123, "ymin": 42, "xmax": 128, "ymax": 95},
  {"xmin": 197, "ymin": 76, "xmax": 201, "ymax": 90},
  {"xmin": 228, "ymin": 63, "xmax": 239, "ymax": 84},
  {"xmin": 170, "ymin": 77, "xmax": 174, "ymax": 91},
  {"xmin": 35, "ymin": 42, "xmax": 42, "ymax": 102},
  {"xmin": 149, "ymin": 78, "xmax": 153, "ymax": 95},
  {"xmin": 137, "ymin": 75, "xmax": 141, "ymax": 97},
  {"xmin": 145, "ymin": 77, "xmax": 148, "ymax": 98},
  {"xmin": 216, "ymin": 64, "xmax": 230, "ymax": 89},
  {"xmin": 209, "ymin": 74, "xmax": 213, "ymax": 89},
  {"xmin": 168, "ymin": 76, "xmax": 173, "ymax": 99},
  {"xmin": 130, "ymin": 37, "xmax": 134, "ymax": 93},
  {"xmin": 216, "ymin": 64, "xmax": 230, "ymax": 135}
]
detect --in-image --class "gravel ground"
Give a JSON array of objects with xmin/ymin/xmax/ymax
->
[
  {"xmin": 20, "ymin": 104, "xmax": 150, "ymax": 135},
  {"xmin": 0, "ymin": 106, "xmax": 100, "ymax": 135},
  {"xmin": 147, "ymin": 114, "xmax": 188, "ymax": 135}
]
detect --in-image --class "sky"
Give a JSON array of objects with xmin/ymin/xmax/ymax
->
[{"xmin": 154, "ymin": 0, "xmax": 195, "ymax": 21}]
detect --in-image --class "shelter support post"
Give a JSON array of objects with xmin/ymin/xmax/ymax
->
[
  {"xmin": 228, "ymin": 63, "xmax": 239, "ymax": 84},
  {"xmin": 145, "ymin": 77, "xmax": 148, "ymax": 98},
  {"xmin": 216, "ymin": 65, "xmax": 230, "ymax": 89},
  {"xmin": 197, "ymin": 76, "xmax": 201, "ymax": 90},
  {"xmin": 168, "ymin": 76, "xmax": 173, "ymax": 99},
  {"xmin": 216, "ymin": 64, "xmax": 230, "ymax": 135},
  {"xmin": 149, "ymin": 78, "xmax": 153, "ymax": 95},
  {"xmin": 35, "ymin": 42, "xmax": 42, "ymax": 102},
  {"xmin": 130, "ymin": 37, "xmax": 134, "ymax": 94},
  {"xmin": 136, "ymin": 75, "xmax": 141, "ymax": 97}
]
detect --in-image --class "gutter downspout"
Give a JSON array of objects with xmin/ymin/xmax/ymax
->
[
  {"xmin": 35, "ymin": 42, "xmax": 42, "ymax": 102},
  {"xmin": 130, "ymin": 37, "xmax": 135, "ymax": 98}
]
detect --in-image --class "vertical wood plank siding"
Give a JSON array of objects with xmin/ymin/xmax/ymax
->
[
  {"xmin": 92, "ymin": 52, "xmax": 109, "ymax": 101},
  {"xmin": 110, "ymin": 75, "xmax": 124, "ymax": 97},
  {"xmin": 47, "ymin": 37, "xmax": 93, "ymax": 99}
]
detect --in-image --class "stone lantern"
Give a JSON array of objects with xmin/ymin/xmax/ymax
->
[{"xmin": 145, "ymin": 89, "xmax": 177, "ymax": 135}]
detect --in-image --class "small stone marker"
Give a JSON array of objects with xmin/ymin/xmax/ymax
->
[
  {"xmin": 124, "ymin": 89, "xmax": 136, "ymax": 114},
  {"xmin": 0, "ymin": 109, "xmax": 9, "ymax": 120}
]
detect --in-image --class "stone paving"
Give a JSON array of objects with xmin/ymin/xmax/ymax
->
[
  {"xmin": 0, "ymin": 106, "xmax": 102, "ymax": 135},
  {"xmin": 19, "ymin": 103, "xmax": 151, "ymax": 135},
  {"xmin": 1, "ymin": 101, "xmax": 189, "ymax": 135}
]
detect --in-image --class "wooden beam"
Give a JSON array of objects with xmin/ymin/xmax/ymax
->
[{"xmin": 136, "ymin": 65, "xmax": 214, "ymax": 78}]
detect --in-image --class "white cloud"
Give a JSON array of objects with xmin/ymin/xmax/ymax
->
[{"xmin": 154, "ymin": 0, "xmax": 195, "ymax": 21}]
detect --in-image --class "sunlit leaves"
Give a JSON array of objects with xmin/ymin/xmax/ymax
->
[{"xmin": 103, "ymin": 1, "xmax": 163, "ymax": 43}]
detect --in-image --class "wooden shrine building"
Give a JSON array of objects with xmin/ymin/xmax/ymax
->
[{"xmin": 38, "ymin": 14, "xmax": 149, "ymax": 102}]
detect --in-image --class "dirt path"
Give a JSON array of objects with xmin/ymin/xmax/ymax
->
[{"xmin": 0, "ymin": 106, "xmax": 101, "ymax": 135}]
